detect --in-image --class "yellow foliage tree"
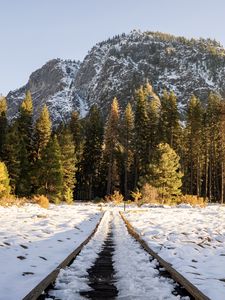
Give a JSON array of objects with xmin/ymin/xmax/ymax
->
[{"xmin": 0, "ymin": 162, "xmax": 11, "ymax": 198}]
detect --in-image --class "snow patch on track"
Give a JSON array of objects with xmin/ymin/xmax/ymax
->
[
  {"xmin": 124, "ymin": 206, "xmax": 225, "ymax": 300},
  {"xmin": 48, "ymin": 211, "xmax": 111, "ymax": 300},
  {"xmin": 112, "ymin": 212, "xmax": 188, "ymax": 300}
]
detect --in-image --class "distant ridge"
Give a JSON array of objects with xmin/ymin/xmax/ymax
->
[{"xmin": 7, "ymin": 30, "xmax": 225, "ymax": 123}]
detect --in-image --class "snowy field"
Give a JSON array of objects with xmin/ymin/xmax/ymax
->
[
  {"xmin": 112, "ymin": 211, "xmax": 187, "ymax": 299},
  {"xmin": 0, "ymin": 203, "xmax": 102, "ymax": 300},
  {"xmin": 50, "ymin": 211, "xmax": 187, "ymax": 300},
  {"xmin": 124, "ymin": 205, "xmax": 225, "ymax": 300},
  {"xmin": 1, "ymin": 203, "xmax": 225, "ymax": 300},
  {"xmin": 49, "ymin": 210, "xmax": 112, "ymax": 299}
]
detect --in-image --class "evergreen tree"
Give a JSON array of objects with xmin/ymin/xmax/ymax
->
[
  {"xmin": 0, "ymin": 161, "xmax": 11, "ymax": 198},
  {"xmin": 81, "ymin": 105, "xmax": 104, "ymax": 199},
  {"xmin": 58, "ymin": 128, "xmax": 76, "ymax": 203},
  {"xmin": 3, "ymin": 123, "xmax": 20, "ymax": 193},
  {"xmin": 37, "ymin": 135, "xmax": 63, "ymax": 203},
  {"xmin": 205, "ymin": 92, "xmax": 221, "ymax": 201},
  {"xmin": 0, "ymin": 97, "xmax": 7, "ymax": 160},
  {"xmin": 104, "ymin": 98, "xmax": 120, "ymax": 195},
  {"xmin": 159, "ymin": 90, "xmax": 181, "ymax": 151},
  {"xmin": 69, "ymin": 111, "xmax": 84, "ymax": 198},
  {"xmin": 220, "ymin": 100, "xmax": 225, "ymax": 204},
  {"xmin": 185, "ymin": 95, "xmax": 204, "ymax": 196},
  {"xmin": 122, "ymin": 103, "xmax": 134, "ymax": 199},
  {"xmin": 17, "ymin": 91, "xmax": 33, "ymax": 196},
  {"xmin": 35, "ymin": 104, "xmax": 52, "ymax": 159},
  {"xmin": 144, "ymin": 143, "xmax": 183, "ymax": 200},
  {"xmin": 143, "ymin": 82, "xmax": 160, "ymax": 103},
  {"xmin": 134, "ymin": 86, "xmax": 149, "ymax": 186},
  {"xmin": 18, "ymin": 91, "xmax": 33, "ymax": 147},
  {"xmin": 70, "ymin": 111, "xmax": 83, "ymax": 152},
  {"xmin": 146, "ymin": 85, "xmax": 161, "ymax": 161},
  {"xmin": 32, "ymin": 105, "xmax": 52, "ymax": 193}
]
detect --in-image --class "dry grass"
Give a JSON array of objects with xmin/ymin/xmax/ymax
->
[
  {"xmin": 0, "ymin": 196, "xmax": 27, "ymax": 207},
  {"xmin": 141, "ymin": 183, "xmax": 159, "ymax": 204},
  {"xmin": 104, "ymin": 191, "xmax": 124, "ymax": 203},
  {"xmin": 32, "ymin": 195, "xmax": 49, "ymax": 209},
  {"xmin": 173, "ymin": 194, "xmax": 206, "ymax": 207}
]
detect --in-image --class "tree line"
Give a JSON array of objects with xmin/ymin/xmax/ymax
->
[{"xmin": 0, "ymin": 83, "xmax": 224, "ymax": 203}]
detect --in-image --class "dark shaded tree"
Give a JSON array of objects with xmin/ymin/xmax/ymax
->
[
  {"xmin": 80, "ymin": 105, "xmax": 104, "ymax": 199},
  {"xmin": 0, "ymin": 97, "xmax": 7, "ymax": 160}
]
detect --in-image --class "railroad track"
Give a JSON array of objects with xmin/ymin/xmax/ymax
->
[
  {"xmin": 119, "ymin": 212, "xmax": 210, "ymax": 300},
  {"xmin": 22, "ymin": 212, "xmax": 105, "ymax": 300},
  {"xmin": 22, "ymin": 210, "xmax": 210, "ymax": 300}
]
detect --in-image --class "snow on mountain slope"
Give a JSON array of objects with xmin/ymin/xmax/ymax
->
[
  {"xmin": 6, "ymin": 59, "xmax": 84, "ymax": 124},
  {"xmin": 75, "ymin": 30, "xmax": 225, "ymax": 115},
  {"xmin": 6, "ymin": 30, "xmax": 225, "ymax": 123}
]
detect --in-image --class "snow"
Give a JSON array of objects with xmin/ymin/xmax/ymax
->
[
  {"xmin": 46, "ymin": 59, "xmax": 82, "ymax": 123},
  {"xmin": 7, "ymin": 31, "xmax": 225, "ymax": 125},
  {"xmin": 124, "ymin": 205, "xmax": 225, "ymax": 300},
  {"xmin": 0, "ymin": 203, "xmax": 102, "ymax": 300},
  {"xmin": 1, "ymin": 203, "xmax": 225, "ymax": 300},
  {"xmin": 48, "ymin": 210, "xmax": 189, "ymax": 299},
  {"xmin": 49, "ymin": 210, "xmax": 111, "ymax": 299},
  {"xmin": 76, "ymin": 94, "xmax": 89, "ymax": 118},
  {"xmin": 112, "ymin": 211, "xmax": 187, "ymax": 299}
]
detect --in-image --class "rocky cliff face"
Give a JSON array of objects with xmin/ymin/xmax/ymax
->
[
  {"xmin": 75, "ymin": 30, "xmax": 225, "ymax": 114},
  {"xmin": 7, "ymin": 59, "xmax": 82, "ymax": 123},
  {"xmin": 6, "ymin": 30, "xmax": 225, "ymax": 123}
]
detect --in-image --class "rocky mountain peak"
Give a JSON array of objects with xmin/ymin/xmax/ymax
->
[
  {"xmin": 7, "ymin": 58, "xmax": 81, "ymax": 123},
  {"xmin": 6, "ymin": 30, "xmax": 225, "ymax": 123}
]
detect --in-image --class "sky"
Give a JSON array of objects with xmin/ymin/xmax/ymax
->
[{"xmin": 1, "ymin": 0, "xmax": 225, "ymax": 95}]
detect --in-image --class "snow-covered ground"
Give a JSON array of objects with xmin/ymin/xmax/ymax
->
[
  {"xmin": 112, "ymin": 211, "xmax": 187, "ymax": 299},
  {"xmin": 49, "ymin": 210, "xmax": 189, "ymax": 300},
  {"xmin": 49, "ymin": 210, "xmax": 111, "ymax": 299},
  {"xmin": 0, "ymin": 203, "xmax": 102, "ymax": 300},
  {"xmin": 124, "ymin": 205, "xmax": 225, "ymax": 300},
  {"xmin": 1, "ymin": 203, "xmax": 225, "ymax": 300}
]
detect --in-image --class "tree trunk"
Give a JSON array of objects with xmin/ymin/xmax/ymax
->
[
  {"xmin": 205, "ymin": 148, "xmax": 208, "ymax": 201},
  {"xmin": 124, "ymin": 157, "xmax": 128, "ymax": 200},
  {"xmin": 221, "ymin": 161, "xmax": 224, "ymax": 204},
  {"xmin": 106, "ymin": 153, "xmax": 113, "ymax": 195}
]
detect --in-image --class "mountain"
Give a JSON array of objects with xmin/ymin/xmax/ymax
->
[
  {"xmin": 6, "ymin": 59, "xmax": 84, "ymax": 124},
  {"xmin": 6, "ymin": 30, "xmax": 225, "ymax": 123}
]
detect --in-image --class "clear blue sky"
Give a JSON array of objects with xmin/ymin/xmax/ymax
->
[{"xmin": 1, "ymin": 0, "xmax": 225, "ymax": 95}]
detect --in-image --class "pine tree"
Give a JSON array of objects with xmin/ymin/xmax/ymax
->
[
  {"xmin": 70, "ymin": 111, "xmax": 83, "ymax": 152},
  {"xmin": 18, "ymin": 91, "xmax": 33, "ymax": 145},
  {"xmin": 58, "ymin": 128, "xmax": 76, "ymax": 203},
  {"xmin": 0, "ymin": 97, "xmax": 7, "ymax": 160},
  {"xmin": 122, "ymin": 103, "xmax": 134, "ymax": 199},
  {"xmin": 37, "ymin": 135, "xmax": 63, "ymax": 203},
  {"xmin": 159, "ymin": 90, "xmax": 181, "ymax": 152},
  {"xmin": 220, "ymin": 100, "xmax": 225, "ymax": 204},
  {"xmin": 146, "ymin": 84, "xmax": 161, "ymax": 161},
  {"xmin": 69, "ymin": 111, "xmax": 84, "ymax": 198},
  {"xmin": 143, "ymin": 82, "xmax": 160, "ymax": 104},
  {"xmin": 81, "ymin": 105, "xmax": 104, "ymax": 199},
  {"xmin": 0, "ymin": 161, "xmax": 11, "ymax": 198},
  {"xmin": 35, "ymin": 104, "xmax": 52, "ymax": 159},
  {"xmin": 3, "ymin": 123, "xmax": 20, "ymax": 193},
  {"xmin": 145, "ymin": 143, "xmax": 183, "ymax": 200},
  {"xmin": 104, "ymin": 98, "xmax": 120, "ymax": 195},
  {"xmin": 17, "ymin": 91, "xmax": 34, "ymax": 196},
  {"xmin": 134, "ymin": 86, "xmax": 149, "ymax": 186},
  {"xmin": 185, "ymin": 95, "xmax": 204, "ymax": 196},
  {"xmin": 205, "ymin": 92, "xmax": 221, "ymax": 201}
]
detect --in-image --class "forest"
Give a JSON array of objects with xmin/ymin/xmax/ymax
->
[{"xmin": 0, "ymin": 83, "xmax": 224, "ymax": 204}]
